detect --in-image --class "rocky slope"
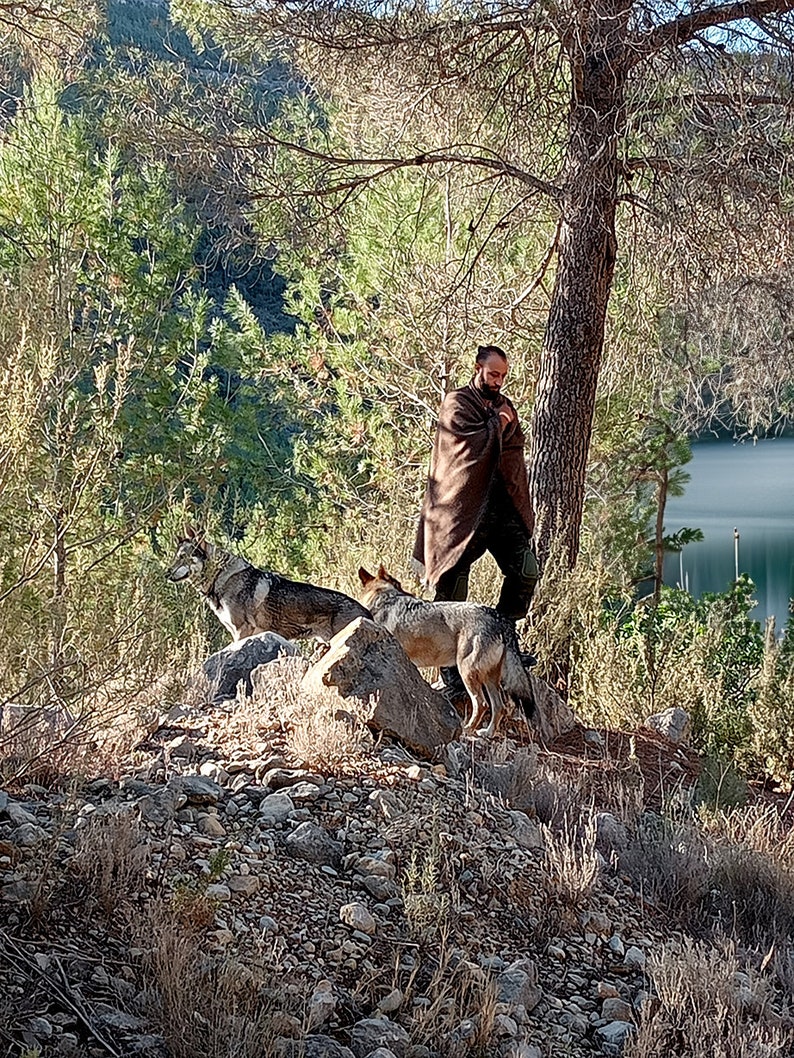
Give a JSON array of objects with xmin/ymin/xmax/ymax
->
[{"xmin": 1, "ymin": 675, "xmax": 791, "ymax": 1058}]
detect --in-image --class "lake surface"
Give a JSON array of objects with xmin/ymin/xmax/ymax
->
[{"xmin": 663, "ymin": 438, "xmax": 794, "ymax": 627}]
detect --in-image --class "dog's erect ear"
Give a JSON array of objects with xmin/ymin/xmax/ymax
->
[
  {"xmin": 358, "ymin": 567, "xmax": 374, "ymax": 585},
  {"xmin": 377, "ymin": 563, "xmax": 388, "ymax": 578},
  {"xmin": 183, "ymin": 523, "xmax": 196, "ymax": 540}
]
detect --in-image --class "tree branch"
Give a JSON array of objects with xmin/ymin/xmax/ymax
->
[
  {"xmin": 245, "ymin": 129, "xmax": 563, "ymax": 202},
  {"xmin": 634, "ymin": 0, "xmax": 794, "ymax": 61}
]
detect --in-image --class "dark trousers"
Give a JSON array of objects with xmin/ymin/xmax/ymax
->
[{"xmin": 434, "ymin": 504, "xmax": 538, "ymax": 622}]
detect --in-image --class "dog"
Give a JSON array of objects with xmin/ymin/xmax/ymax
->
[
  {"xmin": 358, "ymin": 565, "xmax": 535, "ymax": 737},
  {"xmin": 166, "ymin": 527, "xmax": 371, "ymax": 643}
]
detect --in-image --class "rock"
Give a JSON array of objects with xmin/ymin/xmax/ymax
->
[
  {"xmin": 304, "ymin": 1035, "xmax": 356, "ymax": 1058},
  {"xmin": 584, "ymin": 728, "xmax": 605, "ymax": 752},
  {"xmin": 602, "ymin": 998, "xmax": 633, "ymax": 1022},
  {"xmin": 595, "ymin": 813, "xmax": 629, "ymax": 856},
  {"xmin": 12, "ymin": 823, "xmax": 48, "ymax": 847},
  {"xmin": 597, "ymin": 982, "xmax": 620, "ymax": 1000},
  {"xmin": 286, "ymin": 821, "xmax": 342, "ymax": 867},
  {"xmin": 289, "ymin": 782, "xmax": 323, "ymax": 803},
  {"xmin": 228, "ymin": 875, "xmax": 260, "ymax": 896},
  {"xmin": 526, "ymin": 672, "xmax": 577, "ymax": 741},
  {"xmin": 263, "ymin": 768, "xmax": 324, "ymax": 791},
  {"xmin": 205, "ymin": 883, "xmax": 231, "ymax": 901},
  {"xmin": 167, "ymin": 775, "xmax": 223, "ymax": 806},
  {"xmin": 308, "ymin": 979, "xmax": 337, "ymax": 1030},
  {"xmin": 349, "ymin": 1018, "xmax": 410, "ymax": 1058},
  {"xmin": 643, "ymin": 707, "xmax": 691, "ymax": 745},
  {"xmin": 623, "ymin": 946, "xmax": 646, "ymax": 971},
  {"xmin": 127, "ymin": 1035, "xmax": 168, "ymax": 1056},
  {"xmin": 28, "ymin": 1016, "xmax": 54, "ymax": 1039},
  {"xmin": 493, "ymin": 1012, "xmax": 519, "ymax": 1037},
  {"xmin": 96, "ymin": 1008, "xmax": 147, "ymax": 1032},
  {"xmin": 198, "ymin": 814, "xmax": 226, "ymax": 837},
  {"xmin": 6, "ymin": 802, "xmax": 38, "ymax": 826},
  {"xmin": 502, "ymin": 1046, "xmax": 542, "ymax": 1058},
  {"xmin": 367, "ymin": 1050, "xmax": 398, "ymax": 1058},
  {"xmin": 377, "ymin": 989, "xmax": 403, "ymax": 1014},
  {"xmin": 200, "ymin": 632, "xmax": 300, "ymax": 702},
  {"xmin": 496, "ymin": 960, "xmax": 542, "ymax": 1015},
  {"xmin": 361, "ymin": 875, "xmax": 399, "ymax": 901},
  {"xmin": 340, "ymin": 901, "xmax": 377, "ymax": 935},
  {"xmin": 596, "ymin": 1020, "xmax": 634, "ymax": 1054},
  {"xmin": 356, "ymin": 854, "xmax": 396, "ymax": 880},
  {"xmin": 608, "ymin": 935, "xmax": 625, "ymax": 958},
  {"xmin": 507, "ymin": 810, "xmax": 544, "ymax": 850},
  {"xmin": 1, "ymin": 879, "xmax": 34, "ymax": 902},
  {"xmin": 301, "ymin": 618, "xmax": 461, "ymax": 759},
  {"xmin": 259, "ymin": 792, "xmax": 295, "ymax": 824}
]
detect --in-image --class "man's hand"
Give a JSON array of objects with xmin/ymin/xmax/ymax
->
[{"xmin": 498, "ymin": 403, "xmax": 517, "ymax": 429}]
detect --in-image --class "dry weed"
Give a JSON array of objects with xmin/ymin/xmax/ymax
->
[
  {"xmin": 626, "ymin": 937, "xmax": 791, "ymax": 1058},
  {"xmin": 619, "ymin": 808, "xmax": 710, "ymax": 918},
  {"xmin": 406, "ymin": 936, "xmax": 498, "ymax": 1057},
  {"xmin": 139, "ymin": 901, "xmax": 291, "ymax": 1058},
  {"xmin": 540, "ymin": 811, "xmax": 599, "ymax": 907},
  {"xmin": 69, "ymin": 808, "xmax": 152, "ymax": 917},
  {"xmin": 249, "ymin": 656, "xmax": 375, "ymax": 772}
]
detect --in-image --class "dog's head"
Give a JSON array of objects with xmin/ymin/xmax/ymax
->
[
  {"xmin": 165, "ymin": 525, "xmax": 212, "ymax": 584},
  {"xmin": 358, "ymin": 564, "xmax": 406, "ymax": 605}
]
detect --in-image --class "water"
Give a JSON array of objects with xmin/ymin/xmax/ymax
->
[{"xmin": 663, "ymin": 438, "xmax": 794, "ymax": 627}]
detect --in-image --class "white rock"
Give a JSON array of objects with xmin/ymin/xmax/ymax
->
[
  {"xmin": 259, "ymin": 791, "xmax": 295, "ymax": 823},
  {"xmin": 623, "ymin": 946, "xmax": 646, "ymax": 971},
  {"xmin": 377, "ymin": 989, "xmax": 403, "ymax": 1014},
  {"xmin": 308, "ymin": 979, "xmax": 337, "ymax": 1030},
  {"xmin": 608, "ymin": 935, "xmax": 625, "ymax": 957},
  {"xmin": 643, "ymin": 706, "xmax": 692, "ymax": 745},
  {"xmin": 340, "ymin": 902, "xmax": 377, "ymax": 935}
]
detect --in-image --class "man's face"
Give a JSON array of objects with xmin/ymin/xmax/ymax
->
[{"xmin": 474, "ymin": 354, "xmax": 508, "ymax": 399}]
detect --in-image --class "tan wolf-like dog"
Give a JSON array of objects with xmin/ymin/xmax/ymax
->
[
  {"xmin": 166, "ymin": 526, "xmax": 370, "ymax": 643},
  {"xmin": 358, "ymin": 565, "xmax": 535, "ymax": 737}
]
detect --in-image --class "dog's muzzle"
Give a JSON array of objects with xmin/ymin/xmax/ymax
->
[{"xmin": 166, "ymin": 564, "xmax": 191, "ymax": 582}]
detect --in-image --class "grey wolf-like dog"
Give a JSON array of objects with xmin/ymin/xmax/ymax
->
[
  {"xmin": 358, "ymin": 565, "xmax": 535, "ymax": 737},
  {"xmin": 166, "ymin": 527, "xmax": 370, "ymax": 642}
]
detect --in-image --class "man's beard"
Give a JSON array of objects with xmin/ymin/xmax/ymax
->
[{"xmin": 475, "ymin": 377, "xmax": 502, "ymax": 401}]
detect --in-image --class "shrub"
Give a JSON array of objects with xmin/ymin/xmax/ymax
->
[
  {"xmin": 619, "ymin": 807, "xmax": 710, "ymax": 920},
  {"xmin": 747, "ymin": 616, "xmax": 794, "ymax": 787},
  {"xmin": 626, "ymin": 937, "xmax": 790, "ymax": 1058}
]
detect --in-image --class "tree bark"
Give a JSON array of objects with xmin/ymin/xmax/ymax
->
[{"xmin": 529, "ymin": 1, "xmax": 632, "ymax": 568}]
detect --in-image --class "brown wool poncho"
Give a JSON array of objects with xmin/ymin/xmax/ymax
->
[{"xmin": 412, "ymin": 381, "xmax": 534, "ymax": 587}]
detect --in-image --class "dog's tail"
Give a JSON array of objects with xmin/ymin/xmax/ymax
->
[{"xmin": 500, "ymin": 623, "xmax": 536, "ymax": 720}]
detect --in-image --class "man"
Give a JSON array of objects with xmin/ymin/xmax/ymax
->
[{"xmin": 413, "ymin": 344, "xmax": 538, "ymax": 623}]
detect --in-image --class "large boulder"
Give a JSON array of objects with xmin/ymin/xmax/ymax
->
[
  {"xmin": 301, "ymin": 618, "xmax": 461, "ymax": 759},
  {"xmin": 200, "ymin": 632, "xmax": 299, "ymax": 703}
]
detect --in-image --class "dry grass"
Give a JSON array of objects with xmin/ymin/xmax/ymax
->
[
  {"xmin": 685, "ymin": 803, "xmax": 794, "ymax": 949},
  {"xmin": 405, "ymin": 937, "xmax": 498, "ymax": 1057},
  {"xmin": 69, "ymin": 809, "xmax": 152, "ymax": 918},
  {"xmin": 540, "ymin": 810, "xmax": 599, "ymax": 907},
  {"xmin": 626, "ymin": 937, "xmax": 792, "ymax": 1058},
  {"xmin": 619, "ymin": 806, "xmax": 711, "ymax": 919},
  {"xmin": 248, "ymin": 655, "xmax": 376, "ymax": 772},
  {"xmin": 139, "ymin": 901, "xmax": 291, "ymax": 1058}
]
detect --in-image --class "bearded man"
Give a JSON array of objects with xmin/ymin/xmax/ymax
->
[{"xmin": 412, "ymin": 344, "xmax": 538, "ymax": 622}]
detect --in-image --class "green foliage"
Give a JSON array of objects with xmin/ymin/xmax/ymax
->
[
  {"xmin": 747, "ymin": 616, "xmax": 794, "ymax": 786},
  {"xmin": 0, "ymin": 75, "xmax": 321, "ymax": 717},
  {"xmin": 564, "ymin": 575, "xmax": 764, "ymax": 761}
]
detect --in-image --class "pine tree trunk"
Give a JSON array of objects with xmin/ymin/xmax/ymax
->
[{"xmin": 529, "ymin": 2, "xmax": 631, "ymax": 568}]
